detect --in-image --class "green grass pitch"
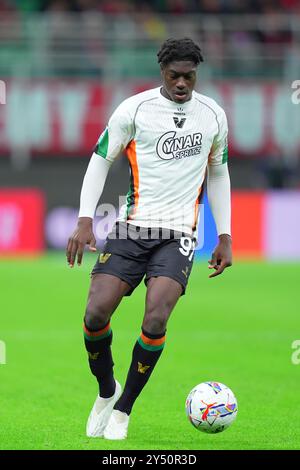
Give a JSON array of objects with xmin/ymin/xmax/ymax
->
[{"xmin": 0, "ymin": 253, "xmax": 299, "ymax": 450}]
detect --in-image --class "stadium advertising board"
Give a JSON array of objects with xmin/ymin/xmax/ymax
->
[
  {"xmin": 0, "ymin": 81, "xmax": 299, "ymax": 157},
  {"xmin": 44, "ymin": 191, "xmax": 300, "ymax": 260},
  {"xmin": 0, "ymin": 189, "xmax": 45, "ymax": 255}
]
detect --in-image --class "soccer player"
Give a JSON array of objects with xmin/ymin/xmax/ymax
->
[{"xmin": 66, "ymin": 38, "xmax": 232, "ymax": 440}]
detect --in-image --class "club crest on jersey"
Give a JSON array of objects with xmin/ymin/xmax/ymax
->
[
  {"xmin": 156, "ymin": 131, "xmax": 202, "ymax": 160},
  {"xmin": 173, "ymin": 117, "xmax": 186, "ymax": 128}
]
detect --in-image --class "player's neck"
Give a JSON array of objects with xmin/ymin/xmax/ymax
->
[{"xmin": 160, "ymin": 87, "xmax": 193, "ymax": 104}]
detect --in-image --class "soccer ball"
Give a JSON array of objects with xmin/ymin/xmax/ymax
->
[{"xmin": 185, "ymin": 381, "xmax": 238, "ymax": 434}]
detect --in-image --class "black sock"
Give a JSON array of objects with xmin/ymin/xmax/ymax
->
[
  {"xmin": 83, "ymin": 321, "xmax": 115, "ymax": 398},
  {"xmin": 114, "ymin": 328, "xmax": 166, "ymax": 415}
]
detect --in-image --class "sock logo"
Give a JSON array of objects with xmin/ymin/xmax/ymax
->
[
  {"xmin": 88, "ymin": 351, "xmax": 100, "ymax": 360},
  {"xmin": 99, "ymin": 253, "xmax": 111, "ymax": 264},
  {"xmin": 138, "ymin": 362, "xmax": 150, "ymax": 374}
]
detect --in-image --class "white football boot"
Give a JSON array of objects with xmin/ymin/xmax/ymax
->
[
  {"xmin": 104, "ymin": 409, "xmax": 130, "ymax": 440},
  {"xmin": 86, "ymin": 380, "xmax": 122, "ymax": 437}
]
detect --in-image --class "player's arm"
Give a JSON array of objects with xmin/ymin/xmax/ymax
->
[
  {"xmin": 207, "ymin": 110, "xmax": 232, "ymax": 278},
  {"xmin": 66, "ymin": 104, "xmax": 133, "ymax": 267},
  {"xmin": 66, "ymin": 153, "xmax": 111, "ymax": 267}
]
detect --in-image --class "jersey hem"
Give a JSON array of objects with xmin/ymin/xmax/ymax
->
[{"xmin": 124, "ymin": 219, "xmax": 196, "ymax": 238}]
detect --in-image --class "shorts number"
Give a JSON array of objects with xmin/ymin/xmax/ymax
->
[{"xmin": 179, "ymin": 237, "xmax": 196, "ymax": 261}]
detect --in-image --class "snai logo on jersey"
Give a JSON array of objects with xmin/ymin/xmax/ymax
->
[{"xmin": 156, "ymin": 131, "xmax": 202, "ymax": 160}]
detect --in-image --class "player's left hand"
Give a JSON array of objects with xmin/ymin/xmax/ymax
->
[{"xmin": 208, "ymin": 234, "xmax": 232, "ymax": 278}]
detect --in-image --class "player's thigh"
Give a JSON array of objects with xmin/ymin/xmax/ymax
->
[
  {"xmin": 85, "ymin": 273, "xmax": 131, "ymax": 326},
  {"xmin": 142, "ymin": 276, "xmax": 182, "ymax": 332},
  {"xmin": 92, "ymin": 229, "xmax": 148, "ymax": 297},
  {"xmin": 146, "ymin": 236, "xmax": 195, "ymax": 296}
]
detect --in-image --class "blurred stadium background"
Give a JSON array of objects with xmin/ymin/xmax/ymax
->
[
  {"xmin": 1, "ymin": 0, "xmax": 300, "ymax": 450},
  {"xmin": 0, "ymin": 0, "xmax": 300, "ymax": 257}
]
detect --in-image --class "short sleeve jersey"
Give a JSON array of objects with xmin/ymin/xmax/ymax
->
[{"xmin": 94, "ymin": 87, "xmax": 228, "ymax": 235}]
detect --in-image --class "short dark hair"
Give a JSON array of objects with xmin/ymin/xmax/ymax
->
[{"xmin": 157, "ymin": 38, "xmax": 204, "ymax": 67}]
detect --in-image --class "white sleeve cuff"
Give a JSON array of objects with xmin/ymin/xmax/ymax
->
[{"xmin": 78, "ymin": 152, "xmax": 111, "ymax": 219}]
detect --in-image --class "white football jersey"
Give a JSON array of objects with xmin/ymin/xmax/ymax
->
[{"xmin": 94, "ymin": 87, "xmax": 228, "ymax": 235}]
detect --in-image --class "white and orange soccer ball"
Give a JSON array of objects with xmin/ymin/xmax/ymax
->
[{"xmin": 185, "ymin": 381, "xmax": 238, "ymax": 433}]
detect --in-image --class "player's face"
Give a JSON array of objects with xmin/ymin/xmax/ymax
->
[{"xmin": 161, "ymin": 61, "xmax": 197, "ymax": 103}]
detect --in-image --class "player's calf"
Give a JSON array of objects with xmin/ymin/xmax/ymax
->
[
  {"xmin": 83, "ymin": 321, "xmax": 115, "ymax": 398},
  {"xmin": 113, "ymin": 328, "xmax": 166, "ymax": 416}
]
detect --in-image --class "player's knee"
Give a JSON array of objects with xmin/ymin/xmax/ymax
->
[
  {"xmin": 143, "ymin": 294, "xmax": 176, "ymax": 333},
  {"xmin": 143, "ymin": 311, "xmax": 167, "ymax": 335},
  {"xmin": 84, "ymin": 301, "xmax": 110, "ymax": 331},
  {"xmin": 146, "ymin": 294, "xmax": 174, "ymax": 317}
]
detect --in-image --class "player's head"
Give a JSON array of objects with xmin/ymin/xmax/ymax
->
[{"xmin": 157, "ymin": 38, "xmax": 204, "ymax": 104}]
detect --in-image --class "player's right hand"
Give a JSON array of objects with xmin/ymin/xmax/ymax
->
[{"xmin": 66, "ymin": 217, "xmax": 97, "ymax": 267}]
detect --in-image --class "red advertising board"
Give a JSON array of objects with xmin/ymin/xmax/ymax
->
[
  {"xmin": 232, "ymin": 191, "xmax": 264, "ymax": 258},
  {"xmin": 0, "ymin": 80, "xmax": 299, "ymax": 157},
  {"xmin": 0, "ymin": 189, "xmax": 45, "ymax": 255}
]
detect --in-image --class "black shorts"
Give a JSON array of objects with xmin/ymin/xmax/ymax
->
[{"xmin": 91, "ymin": 222, "xmax": 197, "ymax": 296}]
